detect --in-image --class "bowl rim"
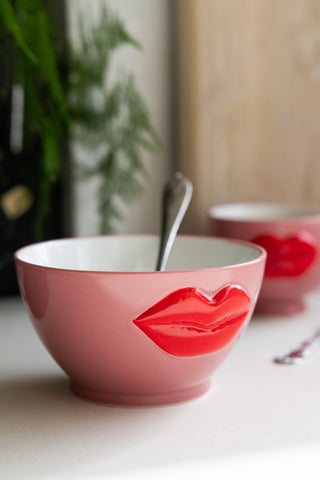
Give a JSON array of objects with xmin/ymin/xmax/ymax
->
[
  {"xmin": 14, "ymin": 234, "xmax": 266, "ymax": 275},
  {"xmin": 208, "ymin": 202, "xmax": 320, "ymax": 222}
]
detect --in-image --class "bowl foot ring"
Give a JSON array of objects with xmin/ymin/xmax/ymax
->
[{"xmin": 70, "ymin": 380, "xmax": 211, "ymax": 407}]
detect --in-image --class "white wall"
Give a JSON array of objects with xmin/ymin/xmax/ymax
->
[{"xmin": 67, "ymin": 0, "xmax": 172, "ymax": 235}]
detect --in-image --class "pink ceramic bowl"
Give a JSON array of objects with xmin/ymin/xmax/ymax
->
[
  {"xmin": 15, "ymin": 235, "xmax": 265, "ymax": 407},
  {"xmin": 209, "ymin": 203, "xmax": 320, "ymax": 315}
]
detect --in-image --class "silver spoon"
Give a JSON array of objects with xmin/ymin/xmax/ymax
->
[
  {"xmin": 156, "ymin": 172, "xmax": 193, "ymax": 271},
  {"xmin": 273, "ymin": 330, "xmax": 320, "ymax": 365}
]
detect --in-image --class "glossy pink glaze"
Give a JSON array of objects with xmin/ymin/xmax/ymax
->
[
  {"xmin": 14, "ymin": 235, "xmax": 265, "ymax": 406},
  {"xmin": 209, "ymin": 204, "xmax": 320, "ymax": 315}
]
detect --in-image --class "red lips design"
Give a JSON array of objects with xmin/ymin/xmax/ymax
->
[
  {"xmin": 252, "ymin": 233, "xmax": 317, "ymax": 278},
  {"xmin": 133, "ymin": 285, "xmax": 251, "ymax": 357}
]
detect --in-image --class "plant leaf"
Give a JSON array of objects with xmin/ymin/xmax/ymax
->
[{"xmin": 0, "ymin": 0, "xmax": 38, "ymax": 63}]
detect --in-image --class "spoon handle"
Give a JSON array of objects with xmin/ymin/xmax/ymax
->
[
  {"xmin": 156, "ymin": 172, "xmax": 193, "ymax": 271},
  {"xmin": 273, "ymin": 330, "xmax": 320, "ymax": 365}
]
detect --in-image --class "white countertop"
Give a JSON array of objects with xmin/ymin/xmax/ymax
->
[{"xmin": 1, "ymin": 294, "xmax": 320, "ymax": 479}]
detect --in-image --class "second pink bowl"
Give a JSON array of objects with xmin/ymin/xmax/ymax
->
[{"xmin": 209, "ymin": 203, "xmax": 320, "ymax": 315}]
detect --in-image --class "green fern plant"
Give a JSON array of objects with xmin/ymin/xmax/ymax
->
[
  {"xmin": 0, "ymin": 0, "xmax": 69, "ymax": 240},
  {"xmin": 68, "ymin": 7, "xmax": 162, "ymax": 233},
  {"xmin": 0, "ymin": 0, "xmax": 162, "ymax": 237}
]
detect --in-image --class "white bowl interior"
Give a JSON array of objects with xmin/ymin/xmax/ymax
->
[
  {"xmin": 209, "ymin": 203, "xmax": 320, "ymax": 221},
  {"xmin": 16, "ymin": 236, "xmax": 263, "ymax": 272}
]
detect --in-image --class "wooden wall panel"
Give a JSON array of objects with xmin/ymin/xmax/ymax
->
[{"xmin": 174, "ymin": 0, "xmax": 320, "ymax": 233}]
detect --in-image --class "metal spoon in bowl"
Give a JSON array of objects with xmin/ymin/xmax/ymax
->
[{"xmin": 156, "ymin": 172, "xmax": 193, "ymax": 271}]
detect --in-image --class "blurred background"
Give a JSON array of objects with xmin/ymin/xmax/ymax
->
[{"xmin": 1, "ymin": 0, "xmax": 320, "ymax": 293}]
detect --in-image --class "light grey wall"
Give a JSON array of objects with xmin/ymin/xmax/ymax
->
[{"xmin": 67, "ymin": 0, "xmax": 172, "ymax": 235}]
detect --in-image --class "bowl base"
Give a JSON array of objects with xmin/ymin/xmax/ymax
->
[
  {"xmin": 255, "ymin": 298, "xmax": 306, "ymax": 316},
  {"xmin": 70, "ymin": 380, "xmax": 211, "ymax": 407}
]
